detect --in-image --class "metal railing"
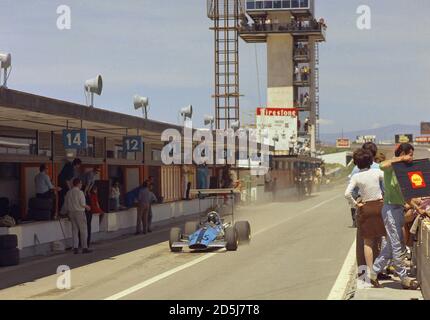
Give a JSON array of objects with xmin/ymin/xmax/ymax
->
[{"xmin": 239, "ymin": 20, "xmax": 326, "ymax": 34}]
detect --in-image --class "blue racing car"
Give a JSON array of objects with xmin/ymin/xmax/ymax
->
[{"xmin": 169, "ymin": 211, "xmax": 251, "ymax": 252}]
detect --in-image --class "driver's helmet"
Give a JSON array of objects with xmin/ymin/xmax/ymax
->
[{"xmin": 207, "ymin": 211, "xmax": 221, "ymax": 225}]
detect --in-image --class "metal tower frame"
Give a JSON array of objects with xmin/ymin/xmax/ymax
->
[
  {"xmin": 208, "ymin": 0, "xmax": 243, "ymax": 130},
  {"xmin": 314, "ymin": 42, "xmax": 320, "ymax": 144}
]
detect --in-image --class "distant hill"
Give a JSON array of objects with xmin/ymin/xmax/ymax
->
[{"xmin": 320, "ymin": 124, "xmax": 421, "ymax": 144}]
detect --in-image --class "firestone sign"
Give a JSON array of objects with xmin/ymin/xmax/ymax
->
[
  {"xmin": 256, "ymin": 108, "xmax": 299, "ymax": 153},
  {"xmin": 256, "ymin": 108, "xmax": 299, "ymax": 117}
]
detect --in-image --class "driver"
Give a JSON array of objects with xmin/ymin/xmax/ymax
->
[{"xmin": 207, "ymin": 211, "xmax": 221, "ymax": 226}]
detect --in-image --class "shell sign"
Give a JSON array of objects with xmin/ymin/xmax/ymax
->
[{"xmin": 408, "ymin": 171, "xmax": 426, "ymax": 189}]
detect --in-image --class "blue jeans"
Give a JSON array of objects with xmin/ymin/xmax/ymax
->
[{"xmin": 373, "ymin": 204, "xmax": 407, "ymax": 280}]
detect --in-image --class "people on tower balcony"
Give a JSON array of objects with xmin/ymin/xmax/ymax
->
[{"xmin": 239, "ymin": 16, "xmax": 327, "ymax": 33}]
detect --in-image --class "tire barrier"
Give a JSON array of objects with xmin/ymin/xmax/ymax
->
[
  {"xmin": 0, "ymin": 235, "xmax": 20, "ymax": 267},
  {"xmin": 28, "ymin": 198, "xmax": 53, "ymax": 221}
]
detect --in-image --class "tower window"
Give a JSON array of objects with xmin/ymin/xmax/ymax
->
[
  {"xmin": 282, "ymin": 0, "xmax": 291, "ymax": 8},
  {"xmin": 264, "ymin": 1, "xmax": 273, "ymax": 9}
]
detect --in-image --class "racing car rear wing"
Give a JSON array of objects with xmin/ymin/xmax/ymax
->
[{"xmin": 190, "ymin": 188, "xmax": 239, "ymax": 223}]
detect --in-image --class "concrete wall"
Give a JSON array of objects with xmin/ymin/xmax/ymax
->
[
  {"xmin": 0, "ymin": 196, "xmax": 222, "ymax": 258},
  {"xmin": 267, "ymin": 34, "xmax": 294, "ymax": 108}
]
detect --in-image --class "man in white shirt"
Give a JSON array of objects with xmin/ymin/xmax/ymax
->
[{"xmin": 64, "ymin": 178, "xmax": 91, "ymax": 254}]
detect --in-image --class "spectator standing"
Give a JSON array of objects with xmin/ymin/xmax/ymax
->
[
  {"xmin": 221, "ymin": 165, "xmax": 233, "ymax": 189},
  {"xmin": 83, "ymin": 166, "xmax": 101, "ymax": 196},
  {"xmin": 136, "ymin": 182, "xmax": 156, "ymax": 235},
  {"xmin": 374, "ymin": 152, "xmax": 386, "ymax": 164},
  {"xmin": 264, "ymin": 167, "xmax": 273, "ymax": 193},
  {"xmin": 110, "ymin": 182, "xmax": 121, "ymax": 211},
  {"xmin": 86, "ymin": 186, "xmax": 105, "ymax": 248},
  {"xmin": 289, "ymin": 136, "xmax": 296, "ymax": 156},
  {"xmin": 345, "ymin": 149, "xmax": 386, "ymax": 288},
  {"xmin": 372, "ymin": 143, "xmax": 419, "ymax": 290},
  {"xmin": 294, "ymin": 66, "xmax": 300, "ymax": 81},
  {"xmin": 58, "ymin": 158, "xmax": 82, "ymax": 211},
  {"xmin": 64, "ymin": 178, "xmax": 91, "ymax": 254},
  {"xmin": 147, "ymin": 184, "xmax": 158, "ymax": 233},
  {"xmin": 349, "ymin": 142, "xmax": 381, "ymax": 227},
  {"xmin": 197, "ymin": 163, "xmax": 209, "ymax": 189},
  {"xmin": 304, "ymin": 118, "xmax": 310, "ymax": 133}
]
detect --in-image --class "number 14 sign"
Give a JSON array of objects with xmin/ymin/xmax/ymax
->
[{"xmin": 62, "ymin": 129, "xmax": 88, "ymax": 149}]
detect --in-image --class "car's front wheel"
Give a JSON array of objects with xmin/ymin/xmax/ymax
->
[
  {"xmin": 169, "ymin": 228, "xmax": 182, "ymax": 252},
  {"xmin": 225, "ymin": 226, "xmax": 238, "ymax": 251}
]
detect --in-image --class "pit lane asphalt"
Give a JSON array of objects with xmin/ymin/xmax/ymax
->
[{"xmin": 0, "ymin": 184, "xmax": 354, "ymax": 300}]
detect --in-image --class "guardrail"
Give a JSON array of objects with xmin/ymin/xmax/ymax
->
[
  {"xmin": 239, "ymin": 21, "xmax": 326, "ymax": 36},
  {"xmin": 416, "ymin": 218, "xmax": 430, "ymax": 300}
]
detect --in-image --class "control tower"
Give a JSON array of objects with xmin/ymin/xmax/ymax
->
[{"xmin": 239, "ymin": 0, "xmax": 326, "ymax": 155}]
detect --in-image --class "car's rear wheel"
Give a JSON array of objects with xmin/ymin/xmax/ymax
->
[
  {"xmin": 184, "ymin": 221, "xmax": 199, "ymax": 236},
  {"xmin": 235, "ymin": 221, "xmax": 251, "ymax": 244},
  {"xmin": 225, "ymin": 226, "xmax": 238, "ymax": 251},
  {"xmin": 169, "ymin": 228, "xmax": 182, "ymax": 252}
]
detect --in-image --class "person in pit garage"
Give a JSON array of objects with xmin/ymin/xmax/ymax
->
[
  {"xmin": 83, "ymin": 166, "xmax": 101, "ymax": 197},
  {"xmin": 58, "ymin": 158, "xmax": 82, "ymax": 211},
  {"xmin": 86, "ymin": 185, "xmax": 105, "ymax": 248},
  {"xmin": 35, "ymin": 164, "xmax": 61, "ymax": 199},
  {"xmin": 34, "ymin": 164, "xmax": 61, "ymax": 217}
]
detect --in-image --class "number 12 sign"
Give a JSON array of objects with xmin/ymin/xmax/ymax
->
[
  {"xmin": 62, "ymin": 129, "xmax": 88, "ymax": 149},
  {"xmin": 123, "ymin": 136, "xmax": 143, "ymax": 152}
]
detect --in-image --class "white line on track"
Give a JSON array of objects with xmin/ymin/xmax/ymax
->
[
  {"xmin": 327, "ymin": 239, "xmax": 356, "ymax": 300},
  {"xmin": 105, "ymin": 194, "xmax": 343, "ymax": 300}
]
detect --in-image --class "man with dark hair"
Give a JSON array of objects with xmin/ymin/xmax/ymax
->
[
  {"xmin": 372, "ymin": 143, "xmax": 419, "ymax": 290},
  {"xmin": 64, "ymin": 178, "xmax": 91, "ymax": 254},
  {"xmin": 58, "ymin": 158, "xmax": 82, "ymax": 210},
  {"xmin": 353, "ymin": 149, "xmax": 373, "ymax": 169}
]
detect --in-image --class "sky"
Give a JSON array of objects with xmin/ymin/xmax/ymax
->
[{"xmin": 1, "ymin": 0, "xmax": 429, "ymax": 134}]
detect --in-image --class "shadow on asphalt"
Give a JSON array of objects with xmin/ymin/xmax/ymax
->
[{"xmin": 0, "ymin": 217, "xmax": 197, "ymax": 290}]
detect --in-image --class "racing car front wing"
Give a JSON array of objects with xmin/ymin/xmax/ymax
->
[{"xmin": 171, "ymin": 241, "xmax": 227, "ymax": 249}]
